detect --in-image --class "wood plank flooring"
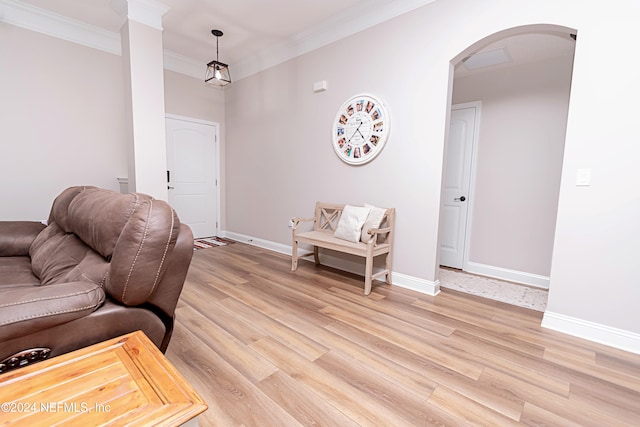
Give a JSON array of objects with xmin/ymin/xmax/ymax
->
[{"xmin": 165, "ymin": 243, "xmax": 640, "ymax": 426}]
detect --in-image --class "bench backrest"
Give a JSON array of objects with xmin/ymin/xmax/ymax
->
[{"xmin": 312, "ymin": 202, "xmax": 395, "ymax": 244}]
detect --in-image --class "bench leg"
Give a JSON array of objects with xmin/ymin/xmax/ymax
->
[
  {"xmin": 291, "ymin": 239, "xmax": 299, "ymax": 271},
  {"xmin": 385, "ymin": 253, "xmax": 392, "ymax": 284},
  {"xmin": 313, "ymin": 246, "xmax": 320, "ymax": 265},
  {"xmin": 364, "ymin": 256, "xmax": 373, "ymax": 295}
]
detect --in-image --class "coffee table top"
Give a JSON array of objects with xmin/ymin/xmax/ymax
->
[{"xmin": 0, "ymin": 331, "xmax": 207, "ymax": 426}]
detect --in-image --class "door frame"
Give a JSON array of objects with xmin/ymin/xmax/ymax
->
[
  {"xmin": 166, "ymin": 113, "xmax": 221, "ymax": 237},
  {"xmin": 442, "ymin": 101, "xmax": 481, "ymax": 271}
]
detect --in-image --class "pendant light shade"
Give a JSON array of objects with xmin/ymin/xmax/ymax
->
[{"xmin": 205, "ymin": 29, "xmax": 231, "ymax": 86}]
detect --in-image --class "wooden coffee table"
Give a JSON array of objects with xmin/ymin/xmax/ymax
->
[{"xmin": 0, "ymin": 331, "xmax": 207, "ymax": 426}]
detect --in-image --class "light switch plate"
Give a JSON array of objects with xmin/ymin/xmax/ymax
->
[{"xmin": 576, "ymin": 168, "xmax": 591, "ymax": 186}]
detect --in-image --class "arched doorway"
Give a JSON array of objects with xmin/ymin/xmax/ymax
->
[{"xmin": 438, "ymin": 25, "xmax": 577, "ymax": 310}]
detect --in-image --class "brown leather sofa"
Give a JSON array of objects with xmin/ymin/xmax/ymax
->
[{"xmin": 0, "ymin": 186, "xmax": 193, "ymax": 372}]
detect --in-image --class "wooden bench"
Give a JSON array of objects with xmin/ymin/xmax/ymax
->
[{"xmin": 291, "ymin": 202, "xmax": 395, "ymax": 295}]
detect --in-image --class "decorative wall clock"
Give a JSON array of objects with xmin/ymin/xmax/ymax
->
[{"xmin": 332, "ymin": 93, "xmax": 390, "ymax": 165}]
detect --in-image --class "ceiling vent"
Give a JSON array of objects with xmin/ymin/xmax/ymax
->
[{"xmin": 463, "ymin": 47, "xmax": 511, "ymax": 70}]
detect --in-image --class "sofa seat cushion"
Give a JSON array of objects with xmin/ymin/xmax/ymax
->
[
  {"xmin": 0, "ymin": 281, "xmax": 105, "ymax": 342},
  {"xmin": 0, "ymin": 256, "xmax": 39, "ymax": 287}
]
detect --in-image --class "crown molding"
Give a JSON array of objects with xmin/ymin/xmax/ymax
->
[
  {"xmin": 1, "ymin": 0, "xmax": 436, "ymax": 82},
  {"xmin": 163, "ymin": 50, "xmax": 204, "ymax": 80},
  {"xmin": 0, "ymin": 0, "xmax": 194, "ymax": 75},
  {"xmin": 232, "ymin": 0, "xmax": 437, "ymax": 80},
  {"xmin": 0, "ymin": 0, "xmax": 121, "ymax": 55}
]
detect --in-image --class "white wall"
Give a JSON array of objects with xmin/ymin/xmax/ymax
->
[
  {"xmin": 0, "ymin": 24, "xmax": 226, "ymax": 221},
  {"xmin": 225, "ymin": 16, "xmax": 450, "ymax": 286},
  {"xmin": 452, "ymin": 54, "xmax": 573, "ymax": 278},
  {"xmin": 224, "ymin": 0, "xmax": 640, "ymax": 350},
  {"xmin": 0, "ymin": 24, "xmax": 126, "ymax": 220},
  {"xmin": 544, "ymin": 1, "xmax": 640, "ymax": 342}
]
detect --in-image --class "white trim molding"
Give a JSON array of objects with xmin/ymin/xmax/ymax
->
[
  {"xmin": 1, "ymin": 0, "xmax": 437, "ymax": 82},
  {"xmin": 222, "ymin": 231, "xmax": 292, "ymax": 257},
  {"xmin": 221, "ymin": 231, "xmax": 440, "ymax": 296},
  {"xmin": 163, "ymin": 51, "xmax": 204, "ymax": 80},
  {"xmin": 0, "ymin": 0, "xmax": 121, "ymax": 54},
  {"xmin": 392, "ymin": 273, "xmax": 440, "ymax": 296},
  {"xmin": 110, "ymin": 0, "xmax": 169, "ymax": 31},
  {"xmin": 232, "ymin": 0, "xmax": 437, "ymax": 81},
  {"xmin": 0, "ymin": 0, "xmax": 200, "ymax": 79},
  {"xmin": 464, "ymin": 261, "xmax": 549, "ymax": 289},
  {"xmin": 542, "ymin": 311, "xmax": 640, "ymax": 355}
]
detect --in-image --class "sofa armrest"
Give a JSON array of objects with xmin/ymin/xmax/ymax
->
[
  {"xmin": 0, "ymin": 221, "xmax": 46, "ymax": 256},
  {"xmin": 0, "ymin": 281, "xmax": 105, "ymax": 343}
]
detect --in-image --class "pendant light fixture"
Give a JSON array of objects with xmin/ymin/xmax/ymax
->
[{"xmin": 205, "ymin": 29, "xmax": 231, "ymax": 86}]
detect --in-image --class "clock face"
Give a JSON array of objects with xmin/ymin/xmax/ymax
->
[{"xmin": 332, "ymin": 94, "xmax": 390, "ymax": 165}]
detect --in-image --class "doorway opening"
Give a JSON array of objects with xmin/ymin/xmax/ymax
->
[{"xmin": 438, "ymin": 25, "xmax": 577, "ymax": 308}]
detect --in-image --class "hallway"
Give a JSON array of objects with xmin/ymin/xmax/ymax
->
[{"xmin": 439, "ymin": 268, "xmax": 548, "ymax": 312}]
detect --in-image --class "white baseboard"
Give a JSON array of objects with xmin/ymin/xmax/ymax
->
[
  {"xmin": 392, "ymin": 273, "xmax": 440, "ymax": 296},
  {"xmin": 220, "ymin": 230, "xmax": 440, "ymax": 296},
  {"xmin": 221, "ymin": 231, "xmax": 639, "ymax": 354},
  {"xmin": 464, "ymin": 261, "xmax": 549, "ymax": 289},
  {"xmin": 542, "ymin": 311, "xmax": 640, "ymax": 355},
  {"xmin": 222, "ymin": 231, "xmax": 291, "ymax": 255}
]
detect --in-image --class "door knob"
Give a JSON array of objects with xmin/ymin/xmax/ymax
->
[{"xmin": 454, "ymin": 196, "xmax": 466, "ymax": 202}]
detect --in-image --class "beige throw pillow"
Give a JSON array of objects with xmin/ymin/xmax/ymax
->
[
  {"xmin": 360, "ymin": 203, "xmax": 386, "ymax": 243},
  {"xmin": 333, "ymin": 205, "xmax": 371, "ymax": 243}
]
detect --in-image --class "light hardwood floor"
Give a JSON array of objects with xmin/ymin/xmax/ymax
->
[{"xmin": 165, "ymin": 243, "xmax": 640, "ymax": 426}]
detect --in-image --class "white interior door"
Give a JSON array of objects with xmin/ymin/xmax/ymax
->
[
  {"xmin": 166, "ymin": 117, "xmax": 218, "ymax": 239},
  {"xmin": 439, "ymin": 103, "xmax": 478, "ymax": 269}
]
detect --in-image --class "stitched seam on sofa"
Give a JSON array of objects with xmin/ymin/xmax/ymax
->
[
  {"xmin": 77, "ymin": 267, "xmax": 108, "ymax": 287},
  {"xmin": 0, "ymin": 304, "xmax": 100, "ymax": 326},
  {"xmin": 0, "ymin": 288, "xmax": 100, "ymax": 308},
  {"xmin": 120, "ymin": 199, "xmax": 151, "ymax": 303},
  {"xmin": 125, "ymin": 193, "xmax": 141, "ymax": 219},
  {"xmin": 147, "ymin": 208, "xmax": 174, "ymax": 299}
]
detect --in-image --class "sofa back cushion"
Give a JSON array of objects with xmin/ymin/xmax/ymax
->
[
  {"xmin": 67, "ymin": 189, "xmax": 152, "ymax": 259},
  {"xmin": 31, "ymin": 187, "xmax": 181, "ymax": 306},
  {"xmin": 48, "ymin": 186, "xmax": 89, "ymax": 232},
  {"xmin": 103, "ymin": 196, "xmax": 180, "ymax": 306},
  {"xmin": 30, "ymin": 223, "xmax": 109, "ymax": 287}
]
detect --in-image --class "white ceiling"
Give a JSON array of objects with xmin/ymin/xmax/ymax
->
[
  {"xmin": 17, "ymin": 0, "xmax": 380, "ymax": 63},
  {"xmin": 455, "ymin": 31, "xmax": 576, "ymax": 78},
  {"xmin": 13, "ymin": 0, "xmax": 436, "ymax": 74},
  {"xmin": 8, "ymin": 0, "xmax": 576, "ymax": 81}
]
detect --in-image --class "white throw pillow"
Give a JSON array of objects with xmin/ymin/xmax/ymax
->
[
  {"xmin": 360, "ymin": 203, "xmax": 386, "ymax": 243},
  {"xmin": 333, "ymin": 205, "xmax": 371, "ymax": 243}
]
